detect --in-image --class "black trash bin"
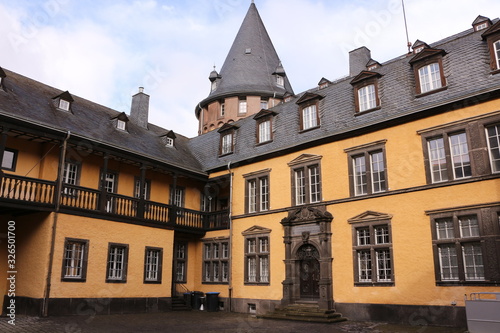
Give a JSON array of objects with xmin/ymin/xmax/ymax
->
[
  {"xmin": 205, "ymin": 292, "xmax": 220, "ymax": 312},
  {"xmin": 191, "ymin": 291, "xmax": 204, "ymax": 310},
  {"xmin": 183, "ymin": 292, "xmax": 192, "ymax": 308}
]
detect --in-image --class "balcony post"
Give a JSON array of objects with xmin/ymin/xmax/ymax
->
[
  {"xmin": 0, "ymin": 129, "xmax": 7, "ymax": 182},
  {"xmin": 98, "ymin": 153, "xmax": 109, "ymax": 212}
]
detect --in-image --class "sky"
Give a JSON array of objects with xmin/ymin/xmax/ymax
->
[{"xmin": 1, "ymin": 0, "xmax": 500, "ymax": 138}]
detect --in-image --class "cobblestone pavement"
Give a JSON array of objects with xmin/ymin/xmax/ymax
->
[{"xmin": 0, "ymin": 312, "xmax": 468, "ymax": 333}]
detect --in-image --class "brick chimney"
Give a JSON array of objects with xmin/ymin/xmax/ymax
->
[
  {"xmin": 349, "ymin": 47, "xmax": 371, "ymax": 77},
  {"xmin": 130, "ymin": 87, "xmax": 149, "ymax": 129}
]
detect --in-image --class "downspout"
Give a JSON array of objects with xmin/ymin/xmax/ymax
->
[
  {"xmin": 227, "ymin": 161, "xmax": 233, "ymax": 312},
  {"xmin": 42, "ymin": 130, "xmax": 70, "ymax": 317}
]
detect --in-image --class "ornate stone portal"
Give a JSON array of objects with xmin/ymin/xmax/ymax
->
[{"xmin": 281, "ymin": 206, "xmax": 334, "ymax": 310}]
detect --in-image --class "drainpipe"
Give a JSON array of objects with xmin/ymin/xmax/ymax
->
[
  {"xmin": 42, "ymin": 130, "xmax": 70, "ymax": 317},
  {"xmin": 227, "ymin": 161, "xmax": 233, "ymax": 312}
]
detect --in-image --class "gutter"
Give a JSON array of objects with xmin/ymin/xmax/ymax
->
[
  {"xmin": 227, "ymin": 161, "xmax": 233, "ymax": 312},
  {"xmin": 42, "ymin": 130, "xmax": 70, "ymax": 317}
]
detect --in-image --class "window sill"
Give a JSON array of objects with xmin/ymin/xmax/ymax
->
[
  {"xmin": 299, "ymin": 125, "xmax": 320, "ymax": 133},
  {"xmin": 491, "ymin": 68, "xmax": 500, "ymax": 75},
  {"xmin": 61, "ymin": 277, "xmax": 86, "ymax": 283},
  {"xmin": 244, "ymin": 282, "xmax": 270, "ymax": 286},
  {"xmin": 355, "ymin": 106, "xmax": 381, "ymax": 116},
  {"xmin": 144, "ymin": 280, "xmax": 162, "ymax": 284},
  {"xmin": 436, "ymin": 280, "xmax": 500, "ymax": 286},
  {"xmin": 219, "ymin": 152, "xmax": 234, "ymax": 158},
  {"xmin": 415, "ymin": 86, "xmax": 448, "ymax": 98},
  {"xmin": 106, "ymin": 279, "xmax": 127, "ymax": 283},
  {"xmin": 354, "ymin": 282, "xmax": 395, "ymax": 287},
  {"xmin": 202, "ymin": 281, "xmax": 229, "ymax": 285},
  {"xmin": 256, "ymin": 140, "xmax": 273, "ymax": 147}
]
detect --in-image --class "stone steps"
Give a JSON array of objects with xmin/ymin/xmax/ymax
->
[
  {"xmin": 171, "ymin": 297, "xmax": 192, "ymax": 311},
  {"xmin": 258, "ymin": 303, "xmax": 347, "ymax": 323}
]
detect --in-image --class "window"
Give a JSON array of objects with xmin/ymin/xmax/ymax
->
[
  {"xmin": 59, "ymin": 99, "xmax": 70, "ymax": 111},
  {"xmin": 244, "ymin": 170, "xmax": 270, "ymax": 213},
  {"xmin": 276, "ymin": 76, "xmax": 284, "ymax": 87},
  {"xmin": 258, "ymin": 120, "xmax": 271, "ymax": 144},
  {"xmin": 134, "ymin": 178, "xmax": 151, "ymax": 200},
  {"xmin": 61, "ymin": 238, "xmax": 88, "ymax": 281},
  {"xmin": 102, "ymin": 171, "xmax": 118, "ymax": 213},
  {"xmin": 418, "ymin": 63, "xmax": 442, "ymax": 93},
  {"xmin": 165, "ymin": 137, "xmax": 174, "ymax": 147},
  {"xmin": 260, "ymin": 99, "xmax": 268, "ymax": 110},
  {"xmin": 302, "ymin": 105, "xmax": 318, "ymax": 130},
  {"xmin": 346, "ymin": 141, "xmax": 387, "ymax": 196},
  {"xmin": 106, "ymin": 243, "xmax": 128, "ymax": 282},
  {"xmin": 239, "ymin": 99, "xmax": 247, "ymax": 115},
  {"xmin": 494, "ymin": 41, "xmax": 500, "ymax": 70},
  {"xmin": 428, "ymin": 205, "xmax": 500, "ymax": 285},
  {"xmin": 211, "ymin": 80, "xmax": 217, "ymax": 92},
  {"xmin": 203, "ymin": 239, "xmax": 229, "ymax": 283},
  {"xmin": 288, "ymin": 154, "xmax": 322, "ymax": 206},
  {"xmin": 221, "ymin": 133, "xmax": 233, "ymax": 155},
  {"xmin": 62, "ymin": 161, "xmax": 79, "ymax": 196},
  {"xmin": 1, "ymin": 148, "xmax": 17, "ymax": 171},
  {"xmin": 425, "ymin": 133, "xmax": 471, "ymax": 183},
  {"xmin": 350, "ymin": 213, "xmax": 393, "ymax": 285},
  {"xmin": 245, "ymin": 236, "xmax": 270, "ymax": 284},
  {"xmin": 358, "ymin": 84, "xmax": 376, "ymax": 112},
  {"xmin": 487, "ymin": 124, "xmax": 500, "ymax": 173},
  {"xmin": 144, "ymin": 247, "xmax": 163, "ymax": 283},
  {"xmin": 174, "ymin": 242, "xmax": 186, "ymax": 283},
  {"xmin": 220, "ymin": 102, "xmax": 225, "ymax": 117},
  {"xmin": 117, "ymin": 119, "xmax": 126, "ymax": 131},
  {"xmin": 170, "ymin": 187, "xmax": 185, "ymax": 207}
]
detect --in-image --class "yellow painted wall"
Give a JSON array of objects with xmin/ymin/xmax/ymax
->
[
  {"xmin": 49, "ymin": 214, "xmax": 174, "ymax": 299},
  {"xmin": 216, "ymin": 99, "xmax": 500, "ymax": 306}
]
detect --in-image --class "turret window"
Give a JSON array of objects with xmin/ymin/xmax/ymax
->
[
  {"xmin": 276, "ymin": 75, "xmax": 284, "ymax": 87},
  {"xmin": 239, "ymin": 99, "xmax": 247, "ymax": 115}
]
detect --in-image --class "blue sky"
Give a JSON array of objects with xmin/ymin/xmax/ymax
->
[{"xmin": 1, "ymin": 0, "xmax": 500, "ymax": 137}]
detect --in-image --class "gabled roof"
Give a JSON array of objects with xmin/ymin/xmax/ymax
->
[
  {"xmin": 482, "ymin": 19, "xmax": 500, "ymax": 39},
  {"xmin": 198, "ymin": 3, "xmax": 294, "ymax": 108},
  {"xmin": 472, "ymin": 15, "xmax": 491, "ymax": 26},
  {"xmin": 409, "ymin": 47, "xmax": 447, "ymax": 64},
  {"xmin": 296, "ymin": 92, "xmax": 324, "ymax": 104},
  {"xmin": 350, "ymin": 71, "xmax": 382, "ymax": 85},
  {"xmin": 53, "ymin": 90, "xmax": 74, "ymax": 102},
  {"xmin": 253, "ymin": 109, "xmax": 278, "ymax": 120}
]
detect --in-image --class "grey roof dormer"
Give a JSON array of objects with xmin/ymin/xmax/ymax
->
[
  {"xmin": 110, "ymin": 112, "xmax": 129, "ymax": 132},
  {"xmin": 52, "ymin": 91, "xmax": 74, "ymax": 112}
]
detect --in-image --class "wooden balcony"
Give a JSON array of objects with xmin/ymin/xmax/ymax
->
[{"xmin": 0, "ymin": 173, "xmax": 229, "ymax": 232}]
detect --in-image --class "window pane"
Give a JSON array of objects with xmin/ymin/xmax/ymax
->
[
  {"xmin": 449, "ymin": 133, "xmax": 471, "ymax": 179},
  {"xmin": 376, "ymin": 249, "xmax": 392, "ymax": 282},
  {"xmin": 222, "ymin": 262, "xmax": 229, "ymax": 282},
  {"xmin": 419, "ymin": 63, "xmax": 442, "ymax": 93},
  {"xmin": 486, "ymin": 124, "xmax": 500, "ymax": 173},
  {"xmin": 428, "ymin": 138, "xmax": 448, "ymax": 183},
  {"xmin": 248, "ymin": 257, "xmax": 256, "ymax": 282},
  {"xmin": 176, "ymin": 262, "xmax": 185, "ymax": 282},
  {"xmin": 146, "ymin": 250, "xmax": 160, "ymax": 281},
  {"xmin": 247, "ymin": 239, "xmax": 256, "ymax": 253},
  {"xmin": 353, "ymin": 155, "xmax": 367, "ymax": 195},
  {"xmin": 248, "ymin": 180, "xmax": 257, "ymax": 213},
  {"xmin": 108, "ymin": 246, "xmax": 125, "ymax": 280},
  {"xmin": 462, "ymin": 243, "xmax": 484, "ymax": 281},
  {"xmin": 357, "ymin": 228, "xmax": 370, "ymax": 246},
  {"xmin": 1, "ymin": 150, "xmax": 15, "ymax": 170},
  {"xmin": 436, "ymin": 218, "xmax": 455, "ymax": 239},
  {"xmin": 459, "ymin": 215, "xmax": 479, "ymax": 238},
  {"xmin": 358, "ymin": 84, "xmax": 376, "ymax": 112},
  {"xmin": 370, "ymin": 151, "xmax": 386, "ymax": 193},
  {"xmin": 302, "ymin": 105, "xmax": 317, "ymax": 130},
  {"xmin": 438, "ymin": 245, "xmax": 459, "ymax": 280},
  {"xmin": 358, "ymin": 250, "xmax": 372, "ymax": 282},
  {"xmin": 64, "ymin": 241, "xmax": 85, "ymax": 278},
  {"xmin": 222, "ymin": 243, "xmax": 229, "ymax": 258},
  {"xmin": 309, "ymin": 165, "xmax": 321, "ymax": 203},
  {"xmin": 375, "ymin": 226, "xmax": 389, "ymax": 244},
  {"xmin": 204, "ymin": 262, "xmax": 211, "ymax": 281},
  {"xmin": 259, "ymin": 120, "xmax": 271, "ymax": 143},
  {"xmin": 259, "ymin": 237, "xmax": 269, "ymax": 253},
  {"xmin": 260, "ymin": 177, "xmax": 269, "ymax": 211},
  {"xmin": 204, "ymin": 244, "xmax": 211, "ymax": 259},
  {"xmin": 494, "ymin": 41, "xmax": 500, "ymax": 69},
  {"xmin": 260, "ymin": 256, "xmax": 269, "ymax": 283},
  {"xmin": 295, "ymin": 169, "xmax": 306, "ymax": 205},
  {"xmin": 222, "ymin": 134, "xmax": 232, "ymax": 154},
  {"xmin": 239, "ymin": 100, "xmax": 247, "ymax": 114}
]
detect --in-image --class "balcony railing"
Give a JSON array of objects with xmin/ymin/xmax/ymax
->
[{"xmin": 0, "ymin": 173, "xmax": 229, "ymax": 231}]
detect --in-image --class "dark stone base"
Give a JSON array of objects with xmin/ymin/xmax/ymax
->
[
  {"xmin": 2, "ymin": 296, "xmax": 172, "ymax": 316},
  {"xmin": 335, "ymin": 302, "xmax": 466, "ymax": 328},
  {"xmin": 227, "ymin": 297, "xmax": 281, "ymax": 315}
]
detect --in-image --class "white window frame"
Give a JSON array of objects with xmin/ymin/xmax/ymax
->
[
  {"xmin": 486, "ymin": 124, "xmax": 500, "ymax": 173},
  {"xmin": 358, "ymin": 84, "xmax": 376, "ymax": 112},
  {"xmin": 107, "ymin": 244, "xmax": 127, "ymax": 281},
  {"xmin": 221, "ymin": 133, "xmax": 233, "ymax": 155},
  {"xmin": 245, "ymin": 236, "xmax": 270, "ymax": 284},
  {"xmin": 427, "ymin": 137, "xmax": 448, "ymax": 183},
  {"xmin": 59, "ymin": 99, "xmax": 70, "ymax": 111},
  {"xmin": 302, "ymin": 105, "xmax": 318, "ymax": 130},
  {"xmin": 418, "ymin": 63, "xmax": 442, "ymax": 93},
  {"xmin": 117, "ymin": 119, "xmax": 126, "ymax": 131},
  {"xmin": 220, "ymin": 102, "xmax": 225, "ymax": 117},
  {"xmin": 276, "ymin": 75, "xmax": 284, "ymax": 87},
  {"xmin": 144, "ymin": 247, "xmax": 162, "ymax": 282},
  {"xmin": 449, "ymin": 132, "xmax": 471, "ymax": 179},
  {"xmin": 62, "ymin": 239, "xmax": 87, "ymax": 280},
  {"xmin": 494, "ymin": 40, "xmax": 500, "ymax": 70},
  {"xmin": 258, "ymin": 120, "xmax": 271, "ymax": 143},
  {"xmin": 239, "ymin": 99, "xmax": 247, "ymax": 114}
]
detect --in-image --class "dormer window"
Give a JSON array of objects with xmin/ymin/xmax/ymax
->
[
  {"xmin": 476, "ymin": 22, "xmax": 488, "ymax": 31},
  {"xmin": 296, "ymin": 93, "xmax": 323, "ymax": 132},
  {"xmin": 53, "ymin": 91, "xmax": 74, "ymax": 112},
  {"xmin": 481, "ymin": 20, "xmax": 500, "ymax": 73},
  {"xmin": 409, "ymin": 46, "xmax": 447, "ymax": 96},
  {"xmin": 117, "ymin": 119, "xmax": 126, "ymax": 131},
  {"xmin": 317, "ymin": 78, "xmax": 331, "ymax": 90},
  {"xmin": 473, "ymin": 15, "xmax": 492, "ymax": 32},
  {"xmin": 254, "ymin": 110, "xmax": 277, "ymax": 145},
  {"xmin": 276, "ymin": 75, "xmax": 284, "ymax": 87},
  {"xmin": 350, "ymin": 71, "xmax": 382, "ymax": 113},
  {"xmin": 161, "ymin": 130, "xmax": 176, "ymax": 148},
  {"xmin": 414, "ymin": 46, "xmax": 424, "ymax": 54},
  {"xmin": 218, "ymin": 123, "xmax": 238, "ymax": 156}
]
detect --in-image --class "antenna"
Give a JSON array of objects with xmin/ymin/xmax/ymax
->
[{"xmin": 402, "ymin": 0, "xmax": 411, "ymax": 53}]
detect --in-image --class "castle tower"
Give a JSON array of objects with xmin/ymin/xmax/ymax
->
[{"xmin": 195, "ymin": 2, "xmax": 294, "ymax": 135}]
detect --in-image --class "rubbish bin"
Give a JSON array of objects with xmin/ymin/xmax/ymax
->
[
  {"xmin": 205, "ymin": 292, "xmax": 220, "ymax": 312},
  {"xmin": 191, "ymin": 291, "xmax": 204, "ymax": 310},
  {"xmin": 183, "ymin": 292, "xmax": 192, "ymax": 308}
]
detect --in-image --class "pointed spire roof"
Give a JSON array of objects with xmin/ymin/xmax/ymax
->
[{"xmin": 199, "ymin": 2, "xmax": 293, "ymax": 107}]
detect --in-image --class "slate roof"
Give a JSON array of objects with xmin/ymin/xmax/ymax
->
[
  {"xmin": 197, "ymin": 2, "xmax": 294, "ymax": 113},
  {"xmin": 189, "ymin": 18, "xmax": 500, "ymax": 172},
  {"xmin": 0, "ymin": 69, "xmax": 205, "ymax": 176}
]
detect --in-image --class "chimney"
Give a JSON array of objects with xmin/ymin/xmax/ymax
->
[
  {"xmin": 349, "ymin": 46, "xmax": 371, "ymax": 77},
  {"xmin": 130, "ymin": 87, "xmax": 150, "ymax": 129}
]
